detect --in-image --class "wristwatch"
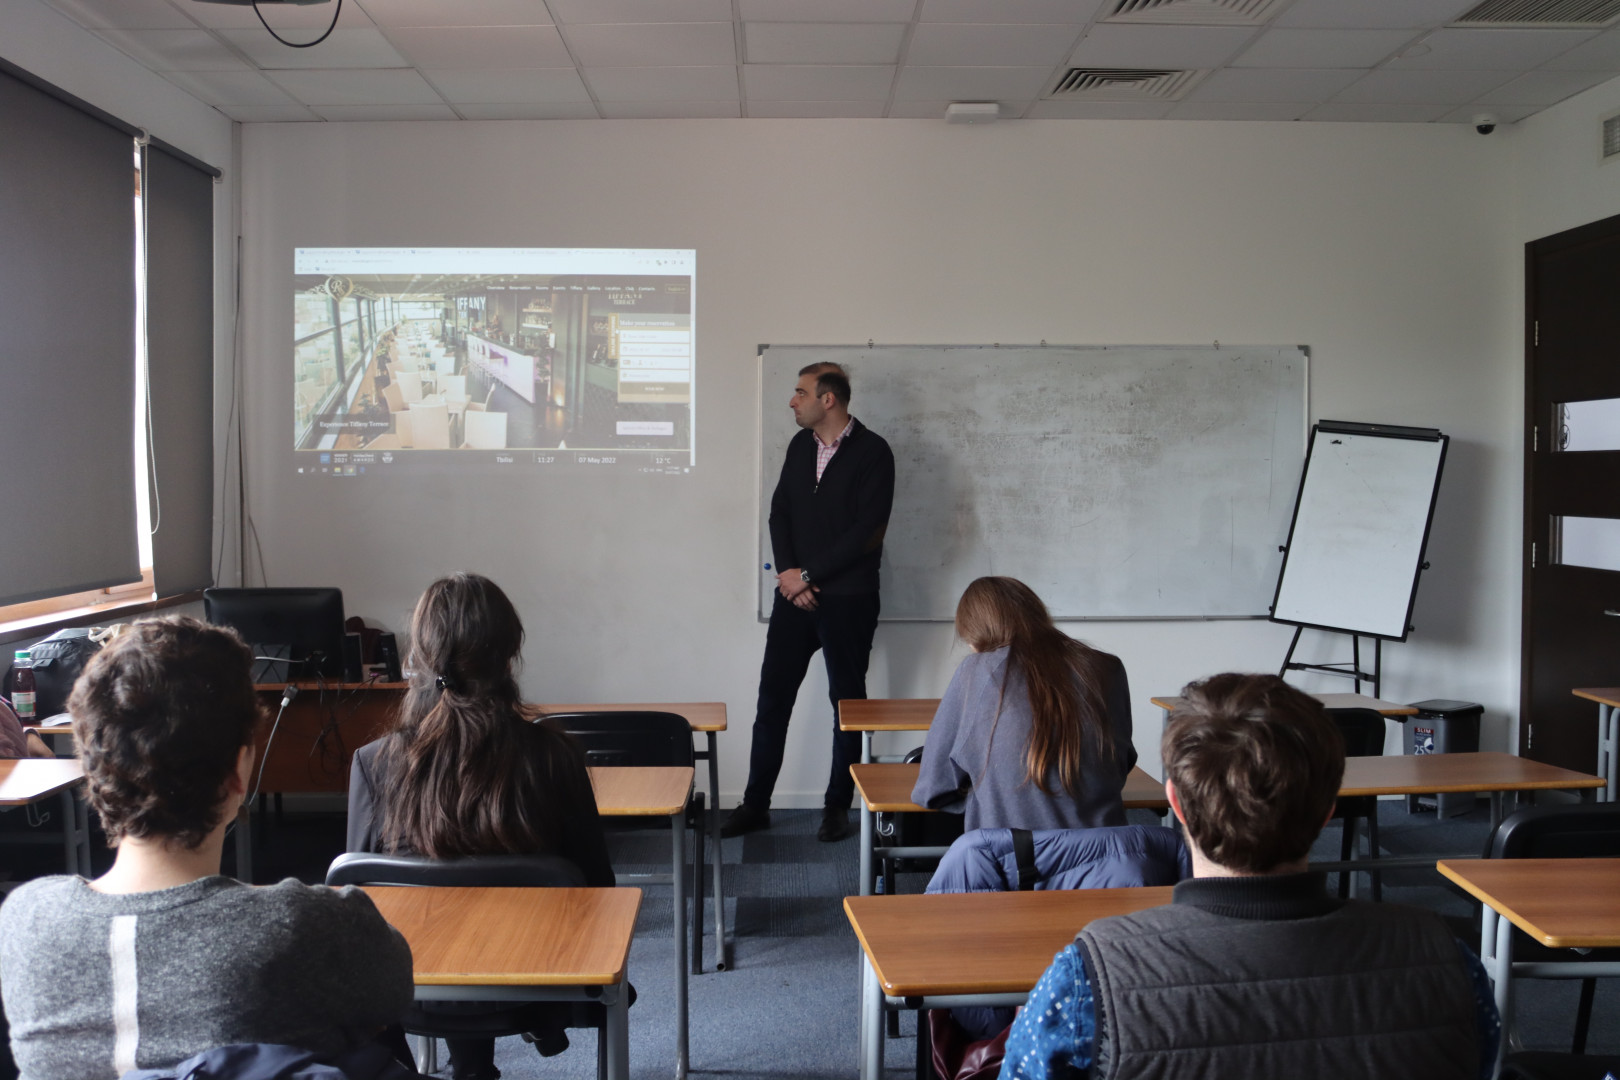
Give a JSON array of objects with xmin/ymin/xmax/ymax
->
[{"xmin": 800, "ymin": 570, "xmax": 813, "ymax": 584}]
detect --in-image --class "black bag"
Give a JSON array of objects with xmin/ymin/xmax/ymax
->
[{"xmin": 5, "ymin": 628, "xmax": 101, "ymax": 719}]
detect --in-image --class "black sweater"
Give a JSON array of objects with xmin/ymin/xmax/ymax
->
[{"xmin": 768, "ymin": 418, "xmax": 895, "ymax": 595}]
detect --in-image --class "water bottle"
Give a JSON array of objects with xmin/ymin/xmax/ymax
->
[{"xmin": 11, "ymin": 650, "xmax": 36, "ymax": 722}]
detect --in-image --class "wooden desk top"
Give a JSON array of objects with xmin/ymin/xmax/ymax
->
[
  {"xmin": 846, "ymin": 887, "xmax": 1173, "ymax": 997},
  {"xmin": 589, "ymin": 766, "xmax": 693, "ymax": 816},
  {"xmin": 838, "ymin": 699, "xmax": 938, "ymax": 732},
  {"xmin": 364, "ymin": 886, "xmax": 642, "ymax": 986},
  {"xmin": 1339, "ymin": 752, "xmax": 1603, "ymax": 796},
  {"xmin": 850, "ymin": 762, "xmax": 1168, "ymax": 813},
  {"xmin": 1150, "ymin": 692, "xmax": 1419, "ymax": 717},
  {"xmin": 535, "ymin": 702, "xmax": 727, "ymax": 733},
  {"xmin": 1436, "ymin": 859, "xmax": 1620, "ymax": 948},
  {"xmin": 0, "ymin": 759, "xmax": 85, "ymax": 806},
  {"xmin": 253, "ymin": 682, "xmax": 408, "ymax": 692},
  {"xmin": 1572, "ymin": 688, "xmax": 1620, "ymax": 709}
]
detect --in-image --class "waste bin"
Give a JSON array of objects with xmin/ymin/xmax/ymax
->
[{"xmin": 1403, "ymin": 699, "xmax": 1484, "ymax": 819}]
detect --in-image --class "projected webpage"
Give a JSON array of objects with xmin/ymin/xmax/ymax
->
[{"xmin": 292, "ymin": 247, "xmax": 695, "ymax": 475}]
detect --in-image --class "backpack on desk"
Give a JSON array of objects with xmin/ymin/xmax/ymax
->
[{"xmin": 3, "ymin": 628, "xmax": 101, "ymax": 719}]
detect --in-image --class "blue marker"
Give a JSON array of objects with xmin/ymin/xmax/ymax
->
[{"xmin": 764, "ymin": 563, "xmax": 772, "ymax": 571}]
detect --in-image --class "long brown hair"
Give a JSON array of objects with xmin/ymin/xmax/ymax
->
[
  {"xmin": 373, "ymin": 573, "xmax": 569, "ymax": 858},
  {"xmin": 955, "ymin": 576, "xmax": 1116, "ymax": 798}
]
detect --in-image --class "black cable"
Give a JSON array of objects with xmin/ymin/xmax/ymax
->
[{"xmin": 252, "ymin": 0, "xmax": 343, "ymax": 49}]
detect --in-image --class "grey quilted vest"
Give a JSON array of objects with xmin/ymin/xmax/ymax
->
[{"xmin": 1077, "ymin": 878, "xmax": 1479, "ymax": 1080}]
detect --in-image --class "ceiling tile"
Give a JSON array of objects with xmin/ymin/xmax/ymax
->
[
  {"xmin": 44, "ymin": 0, "xmax": 197, "ymax": 30},
  {"xmin": 1304, "ymin": 102, "xmax": 1452, "ymax": 121},
  {"xmin": 550, "ymin": 0, "xmax": 732, "ymax": 21},
  {"xmin": 1068, "ymin": 25, "xmax": 1259, "ymax": 69},
  {"xmin": 745, "ymin": 23, "xmax": 908, "ymax": 64},
  {"xmin": 1168, "ymin": 101, "xmax": 1311, "ymax": 120},
  {"xmin": 161, "ymin": 68, "xmax": 299, "ymax": 106},
  {"xmin": 564, "ymin": 22, "xmax": 737, "ymax": 66},
  {"xmin": 584, "ymin": 66, "xmax": 741, "ymax": 101},
  {"xmin": 907, "ymin": 24, "xmax": 1082, "ymax": 68},
  {"xmin": 1025, "ymin": 99, "xmax": 1174, "ymax": 117},
  {"xmin": 598, "ymin": 101, "xmax": 741, "ymax": 117},
  {"xmin": 385, "ymin": 26, "xmax": 571, "ymax": 68},
  {"xmin": 265, "ymin": 67, "xmax": 445, "ymax": 105},
  {"xmin": 1273, "ymin": 0, "xmax": 1474, "ymax": 30},
  {"xmin": 424, "ymin": 67, "xmax": 592, "ymax": 104},
  {"xmin": 184, "ymin": 1, "xmax": 373, "ymax": 30},
  {"xmin": 355, "ymin": 0, "xmax": 553, "ymax": 27},
  {"xmin": 1388, "ymin": 28, "xmax": 1597, "ymax": 70},
  {"xmin": 921, "ymin": 0, "xmax": 1104, "ymax": 23},
  {"xmin": 312, "ymin": 103, "xmax": 459, "ymax": 120},
  {"xmin": 1233, "ymin": 29, "xmax": 1418, "ymax": 69},
  {"xmin": 1187, "ymin": 67, "xmax": 1362, "ymax": 102},
  {"xmin": 742, "ymin": 65, "xmax": 896, "ymax": 101},
  {"xmin": 454, "ymin": 102, "xmax": 601, "ymax": 119},
  {"xmin": 220, "ymin": 28, "xmax": 404, "ymax": 69},
  {"xmin": 1543, "ymin": 28, "xmax": 1620, "ymax": 70},
  {"xmin": 214, "ymin": 103, "xmax": 322, "ymax": 121},
  {"xmin": 1334, "ymin": 68, "xmax": 1512, "ymax": 104},
  {"xmin": 746, "ymin": 100, "xmax": 887, "ymax": 116},
  {"xmin": 1436, "ymin": 103, "xmax": 1538, "ymax": 124},
  {"xmin": 887, "ymin": 99, "xmax": 1032, "ymax": 117},
  {"xmin": 1473, "ymin": 68, "xmax": 1616, "ymax": 106},
  {"xmin": 740, "ymin": 0, "xmax": 917, "ymax": 22},
  {"xmin": 893, "ymin": 66, "xmax": 1055, "ymax": 100},
  {"xmin": 105, "ymin": 29, "xmax": 250, "ymax": 71}
]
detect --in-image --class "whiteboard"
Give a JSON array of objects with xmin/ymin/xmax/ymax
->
[
  {"xmin": 758, "ymin": 345, "xmax": 1307, "ymax": 620},
  {"xmin": 1270, "ymin": 422, "xmax": 1447, "ymax": 640}
]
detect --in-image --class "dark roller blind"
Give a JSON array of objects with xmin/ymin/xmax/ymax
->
[
  {"xmin": 0, "ymin": 67, "xmax": 139, "ymax": 607},
  {"xmin": 145, "ymin": 146, "xmax": 215, "ymax": 598}
]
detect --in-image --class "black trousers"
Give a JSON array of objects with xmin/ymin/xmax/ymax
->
[{"xmin": 743, "ymin": 590, "xmax": 880, "ymax": 811}]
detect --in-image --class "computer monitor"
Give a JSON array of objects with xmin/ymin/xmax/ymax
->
[{"xmin": 203, "ymin": 587, "xmax": 346, "ymax": 683}]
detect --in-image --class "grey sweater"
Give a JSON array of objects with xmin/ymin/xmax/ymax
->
[
  {"xmin": 911, "ymin": 645, "xmax": 1137, "ymax": 832},
  {"xmin": 0, "ymin": 875, "xmax": 414, "ymax": 1080}
]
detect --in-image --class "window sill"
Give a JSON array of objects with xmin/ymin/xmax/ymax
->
[{"xmin": 0, "ymin": 591, "xmax": 204, "ymax": 648}]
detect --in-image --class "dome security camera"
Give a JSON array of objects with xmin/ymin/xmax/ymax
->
[{"xmin": 1473, "ymin": 113, "xmax": 1498, "ymax": 135}]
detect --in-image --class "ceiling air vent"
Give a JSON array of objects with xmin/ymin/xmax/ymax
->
[
  {"xmin": 1452, "ymin": 0, "xmax": 1620, "ymax": 27},
  {"xmin": 1051, "ymin": 68, "xmax": 1201, "ymax": 100},
  {"xmin": 1107, "ymin": 0, "xmax": 1290, "ymax": 25}
]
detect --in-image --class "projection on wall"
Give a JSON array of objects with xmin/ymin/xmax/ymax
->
[{"xmin": 292, "ymin": 248, "xmax": 696, "ymax": 474}]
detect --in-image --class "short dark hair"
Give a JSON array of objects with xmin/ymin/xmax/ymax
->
[
  {"xmin": 1163, "ymin": 673, "xmax": 1344, "ymax": 873},
  {"xmin": 798, "ymin": 361, "xmax": 851, "ymax": 407},
  {"xmin": 69, "ymin": 616, "xmax": 263, "ymax": 849}
]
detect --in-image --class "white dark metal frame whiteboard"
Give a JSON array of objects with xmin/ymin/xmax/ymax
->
[{"xmin": 1270, "ymin": 420, "xmax": 1449, "ymax": 697}]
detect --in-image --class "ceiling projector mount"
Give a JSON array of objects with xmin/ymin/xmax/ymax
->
[{"xmin": 192, "ymin": 0, "xmax": 342, "ymax": 49}]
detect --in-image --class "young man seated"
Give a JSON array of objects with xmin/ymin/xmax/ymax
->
[
  {"xmin": 0, "ymin": 617, "xmax": 415, "ymax": 1080},
  {"xmin": 1002, "ymin": 672, "xmax": 1500, "ymax": 1080}
]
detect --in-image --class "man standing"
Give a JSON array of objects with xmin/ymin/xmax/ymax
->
[{"xmin": 723, "ymin": 362, "xmax": 895, "ymax": 842}]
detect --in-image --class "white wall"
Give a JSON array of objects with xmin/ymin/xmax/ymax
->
[
  {"xmin": 1515, "ymin": 74, "xmax": 1620, "ymax": 243},
  {"xmin": 240, "ymin": 117, "xmax": 1523, "ymax": 804}
]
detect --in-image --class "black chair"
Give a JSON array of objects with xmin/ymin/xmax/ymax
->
[
  {"xmin": 1325, "ymin": 707, "xmax": 1387, "ymax": 901},
  {"xmin": 324, "ymin": 851, "xmax": 609, "ymax": 1079},
  {"xmin": 877, "ymin": 746, "xmax": 966, "ymax": 900},
  {"xmin": 1483, "ymin": 803, "xmax": 1620, "ymax": 1053},
  {"xmin": 543, "ymin": 711, "xmax": 708, "ymax": 974}
]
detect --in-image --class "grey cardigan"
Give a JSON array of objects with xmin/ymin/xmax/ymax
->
[{"xmin": 911, "ymin": 645, "xmax": 1137, "ymax": 832}]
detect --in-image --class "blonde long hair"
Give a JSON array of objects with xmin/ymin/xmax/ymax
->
[{"xmin": 955, "ymin": 576, "xmax": 1115, "ymax": 797}]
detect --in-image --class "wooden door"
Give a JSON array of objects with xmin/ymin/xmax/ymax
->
[{"xmin": 1523, "ymin": 213, "xmax": 1620, "ymax": 771}]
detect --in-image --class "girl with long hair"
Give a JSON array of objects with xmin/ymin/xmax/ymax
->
[
  {"xmin": 346, "ymin": 573, "xmax": 612, "ymax": 1080},
  {"xmin": 911, "ymin": 576, "xmax": 1137, "ymax": 831}
]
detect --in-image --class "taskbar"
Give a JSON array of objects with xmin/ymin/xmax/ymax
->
[{"xmin": 298, "ymin": 448, "xmax": 692, "ymax": 475}]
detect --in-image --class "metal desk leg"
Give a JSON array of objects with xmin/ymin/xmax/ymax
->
[
  {"xmin": 604, "ymin": 982, "xmax": 631, "ymax": 1080},
  {"xmin": 672, "ymin": 810, "xmax": 689, "ymax": 1080},
  {"xmin": 1490, "ymin": 909, "xmax": 1512, "ymax": 1077},
  {"xmin": 1600, "ymin": 703, "xmax": 1618, "ymax": 803},
  {"xmin": 860, "ymin": 797, "xmax": 874, "ymax": 897},
  {"xmin": 861, "ymin": 952, "xmax": 884, "ymax": 1080},
  {"xmin": 706, "ymin": 731, "xmax": 727, "ymax": 970},
  {"xmin": 862, "ymin": 731, "xmax": 872, "ymax": 765}
]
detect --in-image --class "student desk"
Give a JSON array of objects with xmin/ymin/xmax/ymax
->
[
  {"xmin": 1571, "ymin": 688, "xmax": 1620, "ymax": 802},
  {"xmin": 589, "ymin": 765, "xmax": 694, "ymax": 1080},
  {"xmin": 850, "ymin": 762, "xmax": 1168, "ymax": 897},
  {"xmin": 1437, "ymin": 858, "xmax": 1620, "ymax": 1072},
  {"xmin": 536, "ymin": 702, "xmax": 729, "ymax": 972},
  {"xmin": 845, "ymin": 887, "xmax": 1174, "ymax": 1080},
  {"xmin": 365, "ymin": 885, "xmax": 642, "ymax": 1080},
  {"xmin": 0, "ymin": 758, "xmax": 89, "ymax": 876}
]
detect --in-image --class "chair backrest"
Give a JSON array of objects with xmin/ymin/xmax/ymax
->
[
  {"xmin": 381, "ymin": 382, "xmax": 406, "ymax": 413},
  {"xmin": 397, "ymin": 370, "xmax": 425, "ymax": 402},
  {"xmin": 463, "ymin": 410, "xmax": 508, "ymax": 449},
  {"xmin": 1324, "ymin": 707, "xmax": 1386, "ymax": 758},
  {"xmin": 325, "ymin": 851, "xmax": 586, "ymax": 888},
  {"xmin": 1488, "ymin": 803, "xmax": 1620, "ymax": 859},
  {"xmin": 393, "ymin": 408, "xmax": 414, "ymax": 447},
  {"xmin": 409, "ymin": 401, "xmax": 451, "ymax": 448},
  {"xmin": 440, "ymin": 374, "xmax": 467, "ymax": 399},
  {"xmin": 542, "ymin": 711, "xmax": 693, "ymax": 768}
]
